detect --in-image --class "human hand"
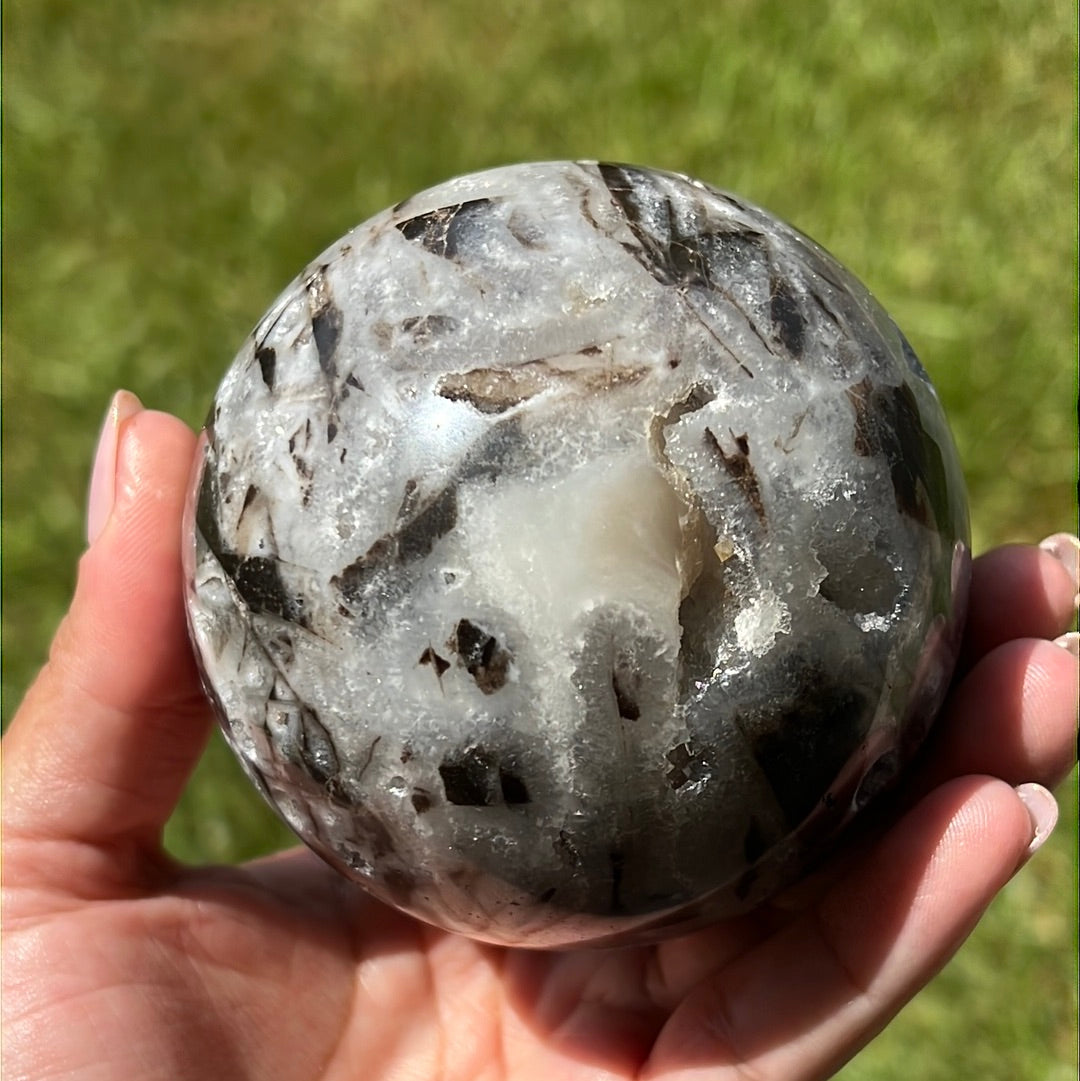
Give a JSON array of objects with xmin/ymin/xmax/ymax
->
[{"xmin": 3, "ymin": 394, "xmax": 1076, "ymax": 1081}]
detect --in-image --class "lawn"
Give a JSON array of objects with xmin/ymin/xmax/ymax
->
[{"xmin": 3, "ymin": 1, "xmax": 1076, "ymax": 1077}]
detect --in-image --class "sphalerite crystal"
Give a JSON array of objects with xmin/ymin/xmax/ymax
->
[{"xmin": 184, "ymin": 162, "xmax": 970, "ymax": 947}]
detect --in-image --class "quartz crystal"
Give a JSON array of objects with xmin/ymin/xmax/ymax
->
[{"xmin": 184, "ymin": 162, "xmax": 969, "ymax": 948}]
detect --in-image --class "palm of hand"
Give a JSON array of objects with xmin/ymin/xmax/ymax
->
[
  {"xmin": 3, "ymin": 408, "xmax": 1076, "ymax": 1081},
  {"xmin": 0, "ymin": 811, "xmax": 970, "ymax": 1081},
  {"xmin": 11, "ymin": 838, "xmax": 756, "ymax": 1080}
]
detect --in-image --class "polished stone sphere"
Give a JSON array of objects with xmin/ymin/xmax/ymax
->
[{"xmin": 184, "ymin": 162, "xmax": 969, "ymax": 948}]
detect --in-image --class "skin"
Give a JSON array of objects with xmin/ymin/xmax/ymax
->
[{"xmin": 2, "ymin": 406, "xmax": 1077, "ymax": 1081}]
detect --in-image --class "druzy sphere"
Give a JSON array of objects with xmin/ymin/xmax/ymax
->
[{"xmin": 184, "ymin": 162, "xmax": 969, "ymax": 948}]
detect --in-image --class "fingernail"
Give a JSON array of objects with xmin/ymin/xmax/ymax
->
[
  {"xmin": 1053, "ymin": 631, "xmax": 1079, "ymax": 659},
  {"xmin": 1014, "ymin": 783, "xmax": 1058, "ymax": 856},
  {"xmin": 87, "ymin": 390, "xmax": 143, "ymax": 546},
  {"xmin": 1039, "ymin": 533, "xmax": 1080, "ymax": 606}
]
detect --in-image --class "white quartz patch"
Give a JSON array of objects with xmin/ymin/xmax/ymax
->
[{"xmin": 464, "ymin": 455, "xmax": 686, "ymax": 643}]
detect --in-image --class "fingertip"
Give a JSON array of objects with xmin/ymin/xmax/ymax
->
[
  {"xmin": 964, "ymin": 543, "xmax": 1079, "ymax": 665},
  {"xmin": 1013, "ymin": 782, "xmax": 1059, "ymax": 858},
  {"xmin": 924, "ymin": 636, "xmax": 1078, "ymax": 794},
  {"xmin": 70, "ymin": 407, "xmax": 201, "ymax": 711},
  {"xmin": 87, "ymin": 389, "xmax": 144, "ymax": 546},
  {"xmin": 1038, "ymin": 533, "xmax": 1079, "ymax": 608},
  {"xmin": 839, "ymin": 774, "xmax": 1033, "ymax": 925},
  {"xmin": 810, "ymin": 774, "xmax": 1035, "ymax": 995},
  {"xmin": 6, "ymin": 404, "xmax": 210, "ymax": 852},
  {"xmin": 1053, "ymin": 630, "xmax": 1079, "ymax": 659},
  {"xmin": 101, "ymin": 408, "xmax": 198, "ymax": 550}
]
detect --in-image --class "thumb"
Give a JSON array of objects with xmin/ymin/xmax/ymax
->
[{"xmin": 2, "ymin": 392, "xmax": 213, "ymax": 856}]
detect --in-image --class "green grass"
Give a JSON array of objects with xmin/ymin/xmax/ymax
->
[{"xmin": 4, "ymin": 1, "xmax": 1076, "ymax": 1077}]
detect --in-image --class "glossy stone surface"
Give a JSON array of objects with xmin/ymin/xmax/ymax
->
[{"xmin": 184, "ymin": 162, "xmax": 969, "ymax": 948}]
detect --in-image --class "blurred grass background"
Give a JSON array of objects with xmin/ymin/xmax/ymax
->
[{"xmin": 3, "ymin": 1, "xmax": 1076, "ymax": 1076}]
